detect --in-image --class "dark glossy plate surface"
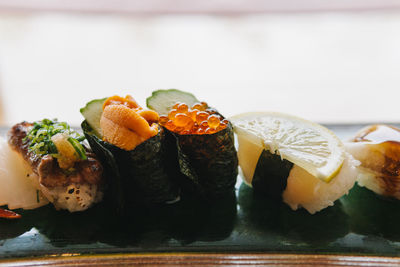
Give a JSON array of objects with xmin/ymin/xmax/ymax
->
[{"xmin": 1, "ymin": 124, "xmax": 400, "ymax": 260}]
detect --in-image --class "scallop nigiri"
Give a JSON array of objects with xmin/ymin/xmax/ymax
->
[{"xmin": 231, "ymin": 112, "xmax": 359, "ymax": 214}]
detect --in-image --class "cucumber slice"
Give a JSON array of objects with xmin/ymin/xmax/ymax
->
[
  {"xmin": 146, "ymin": 89, "xmax": 199, "ymax": 115},
  {"xmin": 80, "ymin": 98, "xmax": 106, "ymax": 138}
]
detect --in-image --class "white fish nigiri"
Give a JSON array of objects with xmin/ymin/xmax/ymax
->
[{"xmin": 0, "ymin": 137, "xmax": 49, "ymax": 210}]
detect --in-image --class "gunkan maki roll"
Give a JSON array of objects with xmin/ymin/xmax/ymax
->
[
  {"xmin": 147, "ymin": 89, "xmax": 238, "ymax": 198},
  {"xmin": 80, "ymin": 95, "xmax": 179, "ymax": 212}
]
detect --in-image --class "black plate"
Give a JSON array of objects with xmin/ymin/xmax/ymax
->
[{"xmin": 1, "ymin": 124, "xmax": 400, "ymax": 260}]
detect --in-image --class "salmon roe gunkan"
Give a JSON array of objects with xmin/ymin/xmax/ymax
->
[{"xmin": 159, "ymin": 102, "xmax": 227, "ymax": 135}]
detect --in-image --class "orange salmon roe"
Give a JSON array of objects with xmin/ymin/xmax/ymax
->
[
  {"xmin": 192, "ymin": 102, "xmax": 207, "ymax": 111},
  {"xmin": 174, "ymin": 113, "xmax": 192, "ymax": 127},
  {"xmin": 172, "ymin": 102, "xmax": 182, "ymax": 109},
  {"xmin": 205, "ymin": 127, "xmax": 217, "ymax": 134},
  {"xmin": 159, "ymin": 101, "xmax": 228, "ymax": 135},
  {"xmin": 200, "ymin": 121, "xmax": 208, "ymax": 128},
  {"xmin": 168, "ymin": 109, "xmax": 178, "ymax": 120},
  {"xmin": 188, "ymin": 110, "xmax": 198, "ymax": 121},
  {"xmin": 159, "ymin": 115, "xmax": 169, "ymax": 124},
  {"xmin": 196, "ymin": 111, "xmax": 209, "ymax": 124},
  {"xmin": 176, "ymin": 103, "xmax": 189, "ymax": 113},
  {"xmin": 207, "ymin": 114, "xmax": 220, "ymax": 129}
]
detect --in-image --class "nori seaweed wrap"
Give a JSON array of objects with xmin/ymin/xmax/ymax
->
[
  {"xmin": 170, "ymin": 120, "xmax": 238, "ymax": 197},
  {"xmin": 81, "ymin": 96, "xmax": 179, "ymax": 213},
  {"xmin": 147, "ymin": 89, "xmax": 238, "ymax": 198}
]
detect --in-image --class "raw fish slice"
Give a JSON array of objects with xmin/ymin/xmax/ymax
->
[
  {"xmin": 344, "ymin": 142, "xmax": 387, "ymax": 196},
  {"xmin": 345, "ymin": 124, "xmax": 400, "ymax": 200},
  {"xmin": 0, "ymin": 138, "xmax": 49, "ymax": 210}
]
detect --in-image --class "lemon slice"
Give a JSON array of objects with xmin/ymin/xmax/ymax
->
[{"xmin": 230, "ymin": 112, "xmax": 345, "ymax": 183}]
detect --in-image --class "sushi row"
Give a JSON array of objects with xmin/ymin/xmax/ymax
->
[
  {"xmin": 1, "ymin": 89, "xmax": 399, "ymax": 218},
  {"xmin": 232, "ymin": 113, "xmax": 400, "ymax": 214},
  {"xmin": 1, "ymin": 89, "xmax": 238, "ymax": 216}
]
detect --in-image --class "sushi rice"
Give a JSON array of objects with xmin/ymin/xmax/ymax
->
[
  {"xmin": 283, "ymin": 152, "xmax": 359, "ymax": 214},
  {"xmin": 39, "ymin": 183, "xmax": 102, "ymax": 212}
]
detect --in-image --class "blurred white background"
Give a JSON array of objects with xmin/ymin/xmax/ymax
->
[{"xmin": 0, "ymin": 1, "xmax": 399, "ymax": 125}]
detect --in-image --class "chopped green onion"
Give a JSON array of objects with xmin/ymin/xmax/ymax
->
[{"xmin": 25, "ymin": 119, "xmax": 87, "ymax": 161}]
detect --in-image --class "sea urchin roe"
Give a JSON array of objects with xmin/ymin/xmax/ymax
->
[
  {"xmin": 100, "ymin": 95, "xmax": 159, "ymax": 151},
  {"xmin": 159, "ymin": 101, "xmax": 227, "ymax": 135},
  {"xmin": 103, "ymin": 95, "xmax": 139, "ymax": 109}
]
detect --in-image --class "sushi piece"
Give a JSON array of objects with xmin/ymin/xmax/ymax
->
[
  {"xmin": 8, "ymin": 119, "xmax": 104, "ymax": 212},
  {"xmin": 231, "ymin": 112, "xmax": 359, "ymax": 214},
  {"xmin": 147, "ymin": 89, "xmax": 238, "ymax": 198},
  {"xmin": 0, "ymin": 136, "xmax": 49, "ymax": 211},
  {"xmin": 81, "ymin": 95, "xmax": 179, "ymax": 212},
  {"xmin": 345, "ymin": 124, "xmax": 400, "ymax": 200}
]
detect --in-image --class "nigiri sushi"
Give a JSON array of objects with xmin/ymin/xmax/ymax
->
[
  {"xmin": 0, "ymin": 136, "xmax": 49, "ymax": 211},
  {"xmin": 147, "ymin": 89, "xmax": 238, "ymax": 198},
  {"xmin": 231, "ymin": 112, "xmax": 359, "ymax": 214},
  {"xmin": 345, "ymin": 124, "xmax": 400, "ymax": 199},
  {"xmin": 81, "ymin": 95, "xmax": 179, "ymax": 212},
  {"xmin": 8, "ymin": 119, "xmax": 104, "ymax": 212}
]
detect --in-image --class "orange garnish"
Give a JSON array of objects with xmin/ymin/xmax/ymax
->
[{"xmin": 0, "ymin": 208, "xmax": 21, "ymax": 219}]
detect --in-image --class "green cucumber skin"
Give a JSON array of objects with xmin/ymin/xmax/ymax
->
[
  {"xmin": 79, "ymin": 98, "xmax": 106, "ymax": 113},
  {"xmin": 80, "ymin": 98, "xmax": 107, "ymax": 138},
  {"xmin": 82, "ymin": 120, "xmax": 179, "ymax": 212},
  {"xmin": 146, "ymin": 89, "xmax": 199, "ymax": 115}
]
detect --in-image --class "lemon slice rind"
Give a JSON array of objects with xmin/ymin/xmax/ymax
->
[{"xmin": 231, "ymin": 112, "xmax": 345, "ymax": 183}]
